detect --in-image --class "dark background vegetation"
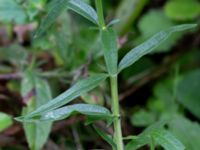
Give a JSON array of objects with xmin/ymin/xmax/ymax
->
[{"xmin": 0, "ymin": 0, "xmax": 200, "ymax": 149}]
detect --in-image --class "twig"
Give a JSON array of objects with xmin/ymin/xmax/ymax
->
[{"xmin": 0, "ymin": 73, "xmax": 21, "ymax": 80}]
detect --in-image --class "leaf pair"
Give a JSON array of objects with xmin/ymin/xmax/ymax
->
[
  {"xmin": 101, "ymin": 24, "xmax": 197, "ymax": 76},
  {"xmin": 17, "ymin": 74, "xmax": 109, "ymax": 122},
  {"xmin": 35, "ymin": 0, "xmax": 98, "ymax": 38}
]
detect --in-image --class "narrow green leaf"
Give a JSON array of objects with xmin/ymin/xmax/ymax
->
[
  {"xmin": 94, "ymin": 126, "xmax": 117, "ymax": 150},
  {"xmin": 34, "ymin": 0, "xmax": 69, "ymax": 38},
  {"xmin": 151, "ymin": 129, "xmax": 185, "ymax": 150},
  {"xmin": 68, "ymin": 0, "xmax": 98, "ymax": 25},
  {"xmin": 23, "ymin": 102, "xmax": 52, "ymax": 150},
  {"xmin": 0, "ymin": 112, "xmax": 13, "ymax": 132},
  {"xmin": 118, "ymin": 24, "xmax": 197, "ymax": 72},
  {"xmin": 21, "ymin": 71, "xmax": 52, "ymax": 150},
  {"xmin": 177, "ymin": 69, "xmax": 200, "ymax": 119},
  {"xmin": 101, "ymin": 28, "xmax": 118, "ymax": 75},
  {"xmin": 23, "ymin": 74, "xmax": 108, "ymax": 118},
  {"xmin": 107, "ymin": 19, "xmax": 120, "ymax": 27},
  {"xmin": 39, "ymin": 104, "xmax": 111, "ymax": 121}
]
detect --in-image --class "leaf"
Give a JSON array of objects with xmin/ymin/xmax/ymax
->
[
  {"xmin": 39, "ymin": 104, "xmax": 111, "ymax": 121},
  {"xmin": 23, "ymin": 103, "xmax": 52, "ymax": 150},
  {"xmin": 34, "ymin": 0, "xmax": 69, "ymax": 38},
  {"xmin": 0, "ymin": 112, "xmax": 13, "ymax": 132},
  {"xmin": 55, "ymin": 14, "xmax": 71, "ymax": 65},
  {"xmin": 21, "ymin": 71, "xmax": 52, "ymax": 150},
  {"xmin": 169, "ymin": 115, "xmax": 200, "ymax": 150},
  {"xmin": 136, "ymin": 10, "xmax": 181, "ymax": 52},
  {"xmin": 126, "ymin": 128, "xmax": 184, "ymax": 150},
  {"xmin": 138, "ymin": 10, "xmax": 173, "ymax": 37},
  {"xmin": 101, "ymin": 28, "xmax": 118, "ymax": 75},
  {"xmin": 177, "ymin": 69, "xmax": 200, "ymax": 119},
  {"xmin": 151, "ymin": 129, "xmax": 185, "ymax": 150},
  {"xmin": 107, "ymin": 19, "xmax": 120, "ymax": 27},
  {"xmin": 21, "ymin": 74, "xmax": 108, "ymax": 119},
  {"xmin": 94, "ymin": 126, "xmax": 117, "ymax": 150},
  {"xmin": 0, "ymin": 0, "xmax": 27, "ymax": 24},
  {"xmin": 125, "ymin": 121, "xmax": 166, "ymax": 150},
  {"xmin": 118, "ymin": 24, "xmax": 197, "ymax": 72},
  {"xmin": 68, "ymin": 0, "xmax": 98, "ymax": 25},
  {"xmin": 164, "ymin": 0, "xmax": 200, "ymax": 21}
]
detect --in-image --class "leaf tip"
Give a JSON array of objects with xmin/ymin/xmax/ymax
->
[{"xmin": 14, "ymin": 116, "xmax": 24, "ymax": 122}]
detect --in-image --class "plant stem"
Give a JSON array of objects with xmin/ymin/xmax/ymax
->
[
  {"xmin": 95, "ymin": 1, "xmax": 124, "ymax": 149},
  {"xmin": 110, "ymin": 76, "xmax": 124, "ymax": 150},
  {"xmin": 150, "ymin": 136, "xmax": 155, "ymax": 150},
  {"xmin": 95, "ymin": 0, "xmax": 106, "ymax": 29}
]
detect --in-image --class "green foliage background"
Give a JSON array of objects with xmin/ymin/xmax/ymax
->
[{"xmin": 0, "ymin": 0, "xmax": 199, "ymax": 149}]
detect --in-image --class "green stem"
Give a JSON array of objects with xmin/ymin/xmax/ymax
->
[
  {"xmin": 150, "ymin": 136, "xmax": 155, "ymax": 150},
  {"xmin": 95, "ymin": 1, "xmax": 123, "ymax": 149},
  {"xmin": 110, "ymin": 76, "xmax": 124, "ymax": 150},
  {"xmin": 95, "ymin": 0, "xmax": 106, "ymax": 29}
]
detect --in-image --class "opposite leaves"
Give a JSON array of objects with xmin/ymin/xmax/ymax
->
[
  {"xmin": 118, "ymin": 24, "xmax": 197, "ymax": 72},
  {"xmin": 19, "ymin": 74, "xmax": 108, "ymax": 119},
  {"xmin": 34, "ymin": 0, "xmax": 98, "ymax": 38}
]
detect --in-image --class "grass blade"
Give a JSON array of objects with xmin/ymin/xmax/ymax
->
[{"xmin": 118, "ymin": 24, "xmax": 197, "ymax": 72}]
